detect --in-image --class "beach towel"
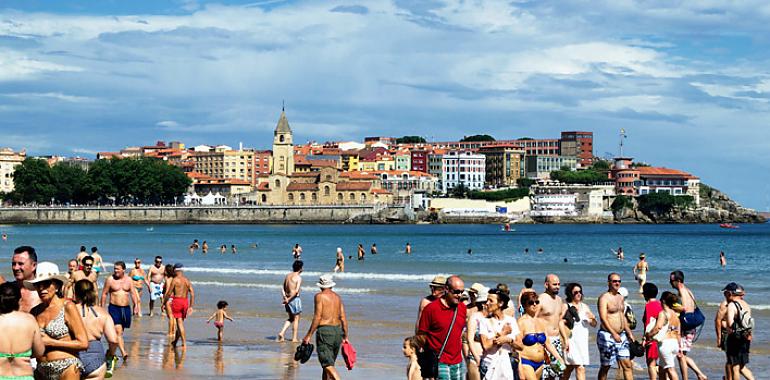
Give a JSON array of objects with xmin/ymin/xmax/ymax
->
[{"xmin": 342, "ymin": 340, "xmax": 356, "ymax": 370}]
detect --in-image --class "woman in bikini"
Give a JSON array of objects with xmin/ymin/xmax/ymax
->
[
  {"xmin": 129, "ymin": 259, "xmax": 147, "ymax": 317},
  {"xmin": 27, "ymin": 262, "xmax": 89, "ymax": 380},
  {"xmin": 73, "ymin": 279, "xmax": 119, "ymax": 380},
  {"xmin": 516, "ymin": 291, "xmax": 563, "ymax": 380},
  {"xmin": 0, "ymin": 282, "xmax": 45, "ymax": 380}
]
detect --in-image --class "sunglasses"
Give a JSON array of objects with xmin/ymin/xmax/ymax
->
[
  {"xmin": 449, "ymin": 289, "xmax": 465, "ymax": 295},
  {"xmin": 610, "ymin": 280, "xmax": 621, "ymax": 284},
  {"xmin": 572, "ymin": 290, "xmax": 583, "ymax": 295},
  {"xmin": 527, "ymin": 300, "xmax": 540, "ymax": 306}
]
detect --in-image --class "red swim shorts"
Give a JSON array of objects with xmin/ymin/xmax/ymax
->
[{"xmin": 171, "ymin": 297, "xmax": 189, "ymax": 319}]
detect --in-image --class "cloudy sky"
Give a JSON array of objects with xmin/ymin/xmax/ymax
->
[{"xmin": 1, "ymin": 0, "xmax": 769, "ymax": 209}]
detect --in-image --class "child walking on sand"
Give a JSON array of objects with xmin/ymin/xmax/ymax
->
[
  {"xmin": 402, "ymin": 336, "xmax": 423, "ymax": 380},
  {"xmin": 207, "ymin": 300, "xmax": 234, "ymax": 341}
]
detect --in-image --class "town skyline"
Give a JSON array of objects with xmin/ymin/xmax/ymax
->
[{"xmin": 1, "ymin": 1, "xmax": 769, "ymax": 209}]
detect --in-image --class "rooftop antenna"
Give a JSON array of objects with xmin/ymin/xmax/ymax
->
[{"xmin": 619, "ymin": 129, "xmax": 627, "ymax": 157}]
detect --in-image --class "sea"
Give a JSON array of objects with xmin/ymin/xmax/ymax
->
[{"xmin": 0, "ymin": 223, "xmax": 767, "ymax": 379}]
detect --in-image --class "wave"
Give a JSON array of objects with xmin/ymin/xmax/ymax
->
[
  {"xmin": 183, "ymin": 266, "xmax": 446, "ymax": 283},
  {"xmin": 193, "ymin": 281, "xmax": 372, "ymax": 294},
  {"xmin": 703, "ymin": 301, "xmax": 770, "ymax": 311}
]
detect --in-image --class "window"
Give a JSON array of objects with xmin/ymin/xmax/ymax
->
[
  {"xmin": 361, "ymin": 193, "xmax": 367, "ymax": 201},
  {"xmin": 337, "ymin": 193, "xmax": 343, "ymax": 201},
  {"xmin": 349, "ymin": 193, "xmax": 355, "ymax": 200},
  {"xmin": 261, "ymin": 194, "xmax": 267, "ymax": 202},
  {"xmin": 324, "ymin": 186, "xmax": 330, "ymax": 196},
  {"xmin": 288, "ymin": 193, "xmax": 294, "ymax": 201},
  {"xmin": 300, "ymin": 193, "xmax": 306, "ymax": 201},
  {"xmin": 279, "ymin": 135, "xmax": 285, "ymax": 143},
  {"xmin": 312, "ymin": 193, "xmax": 318, "ymax": 202},
  {"xmin": 275, "ymin": 179, "xmax": 281, "ymax": 188}
]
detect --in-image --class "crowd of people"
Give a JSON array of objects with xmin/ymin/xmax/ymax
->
[
  {"xmin": 0, "ymin": 245, "xmax": 196, "ymax": 380},
  {"xmin": 406, "ymin": 271, "xmax": 755, "ymax": 380}
]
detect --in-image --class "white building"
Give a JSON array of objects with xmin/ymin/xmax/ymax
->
[
  {"xmin": 530, "ymin": 193, "xmax": 578, "ymax": 217},
  {"xmin": 0, "ymin": 148, "xmax": 25, "ymax": 194},
  {"xmin": 377, "ymin": 170, "xmax": 438, "ymax": 204},
  {"xmin": 440, "ymin": 151, "xmax": 486, "ymax": 193}
]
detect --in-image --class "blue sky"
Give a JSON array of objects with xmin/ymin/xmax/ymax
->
[{"xmin": 1, "ymin": 0, "xmax": 770, "ymax": 209}]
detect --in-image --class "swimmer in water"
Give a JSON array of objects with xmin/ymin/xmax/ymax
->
[
  {"xmin": 1, "ymin": 233, "xmax": 6, "ymax": 241},
  {"xmin": 467, "ymin": 248, "xmax": 472, "ymax": 255},
  {"xmin": 405, "ymin": 242, "xmax": 411, "ymax": 255},
  {"xmin": 719, "ymin": 251, "xmax": 726, "ymax": 268}
]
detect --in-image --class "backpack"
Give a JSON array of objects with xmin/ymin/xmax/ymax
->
[
  {"xmin": 733, "ymin": 302, "xmax": 754, "ymax": 335},
  {"xmin": 624, "ymin": 304, "xmax": 637, "ymax": 330}
]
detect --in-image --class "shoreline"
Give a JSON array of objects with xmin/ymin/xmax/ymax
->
[{"xmin": 0, "ymin": 205, "xmax": 764, "ymax": 224}]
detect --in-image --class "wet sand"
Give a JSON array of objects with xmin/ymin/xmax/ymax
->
[{"xmin": 111, "ymin": 301, "xmax": 766, "ymax": 380}]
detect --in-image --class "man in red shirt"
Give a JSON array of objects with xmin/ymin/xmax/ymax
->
[
  {"xmin": 418, "ymin": 275, "xmax": 467, "ymax": 380},
  {"xmin": 642, "ymin": 283, "xmax": 664, "ymax": 380}
]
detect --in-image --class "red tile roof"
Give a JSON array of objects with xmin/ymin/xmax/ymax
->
[
  {"xmin": 291, "ymin": 172, "xmax": 320, "ymax": 178},
  {"xmin": 339, "ymin": 171, "xmax": 379, "ymax": 180},
  {"xmin": 256, "ymin": 182, "xmax": 270, "ymax": 191},
  {"xmin": 370, "ymin": 188, "xmax": 391, "ymax": 194},
  {"xmin": 637, "ymin": 167, "xmax": 697, "ymax": 179},
  {"xmin": 286, "ymin": 182, "xmax": 319, "ymax": 191},
  {"xmin": 336, "ymin": 182, "xmax": 372, "ymax": 191},
  {"xmin": 310, "ymin": 159, "xmax": 337, "ymax": 168}
]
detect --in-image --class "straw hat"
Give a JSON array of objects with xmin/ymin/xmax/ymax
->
[
  {"xmin": 317, "ymin": 274, "xmax": 336, "ymax": 289},
  {"xmin": 469, "ymin": 283, "xmax": 485, "ymax": 295},
  {"xmin": 618, "ymin": 287, "xmax": 629, "ymax": 298},
  {"xmin": 23, "ymin": 262, "xmax": 68, "ymax": 290},
  {"xmin": 429, "ymin": 275, "xmax": 447, "ymax": 288},
  {"xmin": 475, "ymin": 286, "xmax": 490, "ymax": 303}
]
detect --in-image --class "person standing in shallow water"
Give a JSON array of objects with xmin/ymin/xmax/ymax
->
[
  {"xmin": 720, "ymin": 251, "xmax": 727, "ymax": 268},
  {"xmin": 634, "ymin": 253, "xmax": 649, "ymax": 293},
  {"xmin": 370, "ymin": 243, "xmax": 377, "ymax": 255},
  {"xmin": 333, "ymin": 248, "xmax": 344, "ymax": 273},
  {"xmin": 405, "ymin": 242, "xmax": 411, "ymax": 254},
  {"xmin": 357, "ymin": 244, "xmax": 365, "ymax": 261},
  {"xmin": 277, "ymin": 260, "xmax": 303, "ymax": 343}
]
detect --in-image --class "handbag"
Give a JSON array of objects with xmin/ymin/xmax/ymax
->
[
  {"xmin": 679, "ymin": 306, "xmax": 705, "ymax": 331},
  {"xmin": 418, "ymin": 306, "xmax": 459, "ymax": 378},
  {"xmin": 645, "ymin": 316, "xmax": 668, "ymax": 343}
]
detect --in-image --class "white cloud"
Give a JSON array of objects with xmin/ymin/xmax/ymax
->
[
  {"xmin": 0, "ymin": 52, "xmax": 82, "ymax": 81},
  {"xmin": 2, "ymin": 92, "xmax": 95, "ymax": 103},
  {"xmin": 156, "ymin": 120, "xmax": 180, "ymax": 128}
]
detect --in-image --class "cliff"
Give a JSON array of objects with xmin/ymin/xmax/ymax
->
[{"xmin": 613, "ymin": 184, "xmax": 766, "ymax": 224}]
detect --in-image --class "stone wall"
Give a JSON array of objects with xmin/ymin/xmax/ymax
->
[{"xmin": 0, "ymin": 205, "xmax": 406, "ymax": 224}]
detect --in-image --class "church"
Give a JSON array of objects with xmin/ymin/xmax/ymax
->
[{"xmin": 247, "ymin": 110, "xmax": 392, "ymax": 206}]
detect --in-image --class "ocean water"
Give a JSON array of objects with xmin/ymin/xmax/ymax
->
[{"xmin": 0, "ymin": 223, "xmax": 767, "ymax": 378}]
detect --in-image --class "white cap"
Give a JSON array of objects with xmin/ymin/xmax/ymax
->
[{"xmin": 618, "ymin": 287, "xmax": 629, "ymax": 298}]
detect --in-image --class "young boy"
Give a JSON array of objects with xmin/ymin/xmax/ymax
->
[
  {"xmin": 207, "ymin": 300, "xmax": 234, "ymax": 341},
  {"xmin": 402, "ymin": 336, "xmax": 422, "ymax": 380}
]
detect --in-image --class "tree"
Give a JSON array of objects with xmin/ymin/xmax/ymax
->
[
  {"xmin": 395, "ymin": 136, "xmax": 426, "ymax": 144},
  {"xmin": 8, "ymin": 158, "xmax": 56, "ymax": 204},
  {"xmin": 611, "ymin": 195, "xmax": 632, "ymax": 212},
  {"xmin": 468, "ymin": 188, "xmax": 529, "ymax": 202},
  {"xmin": 591, "ymin": 160, "xmax": 610, "ymax": 171},
  {"xmin": 450, "ymin": 183, "xmax": 468, "ymax": 198},
  {"xmin": 550, "ymin": 169, "xmax": 608, "ymax": 184},
  {"xmin": 516, "ymin": 178, "xmax": 535, "ymax": 188},
  {"xmin": 460, "ymin": 134, "xmax": 495, "ymax": 142}
]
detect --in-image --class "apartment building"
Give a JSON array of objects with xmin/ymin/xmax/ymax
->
[{"xmin": 0, "ymin": 148, "xmax": 25, "ymax": 194}]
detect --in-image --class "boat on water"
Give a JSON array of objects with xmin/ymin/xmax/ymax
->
[{"xmin": 719, "ymin": 223, "xmax": 739, "ymax": 229}]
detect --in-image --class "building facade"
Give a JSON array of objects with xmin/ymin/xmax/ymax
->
[
  {"xmin": 525, "ymin": 155, "xmax": 578, "ymax": 179},
  {"xmin": 560, "ymin": 131, "xmax": 594, "ymax": 167},
  {"xmin": 479, "ymin": 144, "xmax": 525, "ymax": 188},
  {"xmin": 410, "ymin": 149, "xmax": 428, "ymax": 173},
  {"xmin": 441, "ymin": 151, "xmax": 486, "ymax": 193},
  {"xmin": 0, "ymin": 148, "xmax": 25, "ymax": 194}
]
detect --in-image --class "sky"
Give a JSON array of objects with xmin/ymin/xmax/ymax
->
[{"xmin": 1, "ymin": 0, "xmax": 770, "ymax": 209}]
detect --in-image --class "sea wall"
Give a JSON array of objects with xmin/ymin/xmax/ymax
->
[{"xmin": 0, "ymin": 205, "xmax": 408, "ymax": 224}]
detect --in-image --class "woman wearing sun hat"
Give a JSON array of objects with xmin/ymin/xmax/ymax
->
[
  {"xmin": 415, "ymin": 275, "xmax": 447, "ymax": 333},
  {"xmin": 0, "ymin": 282, "xmax": 45, "ymax": 380},
  {"xmin": 26, "ymin": 262, "xmax": 89, "ymax": 380}
]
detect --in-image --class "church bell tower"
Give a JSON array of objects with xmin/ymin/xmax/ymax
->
[{"xmin": 271, "ymin": 106, "xmax": 294, "ymax": 176}]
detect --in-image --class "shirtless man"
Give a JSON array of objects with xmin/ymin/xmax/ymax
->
[
  {"xmin": 405, "ymin": 242, "xmax": 411, "ymax": 254},
  {"xmin": 633, "ymin": 253, "xmax": 649, "ymax": 293},
  {"xmin": 163, "ymin": 263, "xmax": 194, "ymax": 347},
  {"xmin": 11, "ymin": 246, "xmax": 40, "ymax": 312},
  {"xmin": 415, "ymin": 275, "xmax": 446, "ymax": 333},
  {"xmin": 670, "ymin": 270, "xmax": 708, "ymax": 380},
  {"xmin": 63, "ymin": 259, "xmax": 79, "ymax": 301},
  {"xmin": 293, "ymin": 243, "xmax": 303, "ymax": 260},
  {"xmin": 597, "ymin": 273, "xmax": 635, "ymax": 380},
  {"xmin": 723, "ymin": 283, "xmax": 755, "ymax": 380},
  {"xmin": 333, "ymin": 247, "xmax": 344, "ymax": 273},
  {"xmin": 147, "ymin": 256, "xmax": 165, "ymax": 317},
  {"xmin": 75, "ymin": 245, "xmax": 88, "ymax": 266},
  {"xmin": 72, "ymin": 256, "xmax": 99, "ymax": 293},
  {"xmin": 716, "ymin": 288, "xmax": 734, "ymax": 380},
  {"xmin": 129, "ymin": 258, "xmax": 148, "ymax": 316},
  {"xmin": 202, "ymin": 241, "xmax": 209, "ymax": 254},
  {"xmin": 302, "ymin": 274, "xmax": 349, "ymax": 380},
  {"xmin": 277, "ymin": 260, "xmax": 303, "ymax": 342},
  {"xmin": 537, "ymin": 274, "xmax": 569, "ymax": 380},
  {"xmin": 189, "ymin": 239, "xmax": 199, "ymax": 255},
  {"xmin": 357, "ymin": 244, "xmax": 365, "ymax": 261},
  {"xmin": 370, "ymin": 243, "xmax": 377, "ymax": 255},
  {"xmin": 101, "ymin": 261, "xmax": 139, "ymax": 365}
]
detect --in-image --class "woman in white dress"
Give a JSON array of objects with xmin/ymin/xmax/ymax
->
[
  {"xmin": 479, "ymin": 289, "xmax": 522, "ymax": 380},
  {"xmin": 562, "ymin": 283, "xmax": 597, "ymax": 380}
]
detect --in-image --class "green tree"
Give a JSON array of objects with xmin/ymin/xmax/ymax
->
[
  {"xmin": 9, "ymin": 158, "xmax": 56, "ymax": 204},
  {"xmin": 550, "ymin": 169, "xmax": 608, "ymax": 184},
  {"xmin": 516, "ymin": 178, "xmax": 535, "ymax": 188},
  {"xmin": 637, "ymin": 193, "xmax": 694, "ymax": 215},
  {"xmin": 591, "ymin": 160, "xmax": 610, "ymax": 171},
  {"xmin": 450, "ymin": 183, "xmax": 468, "ymax": 198},
  {"xmin": 395, "ymin": 136, "xmax": 427, "ymax": 144},
  {"xmin": 51, "ymin": 164, "xmax": 91, "ymax": 204},
  {"xmin": 460, "ymin": 134, "xmax": 495, "ymax": 142},
  {"xmin": 468, "ymin": 188, "xmax": 529, "ymax": 202},
  {"xmin": 611, "ymin": 195, "xmax": 632, "ymax": 212}
]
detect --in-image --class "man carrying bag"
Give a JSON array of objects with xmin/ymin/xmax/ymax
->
[{"xmin": 418, "ymin": 275, "xmax": 468, "ymax": 380}]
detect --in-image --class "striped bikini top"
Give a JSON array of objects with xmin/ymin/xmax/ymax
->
[{"xmin": 41, "ymin": 307, "xmax": 69, "ymax": 339}]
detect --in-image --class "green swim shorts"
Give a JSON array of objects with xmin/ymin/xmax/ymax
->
[{"xmin": 316, "ymin": 325, "xmax": 343, "ymax": 368}]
